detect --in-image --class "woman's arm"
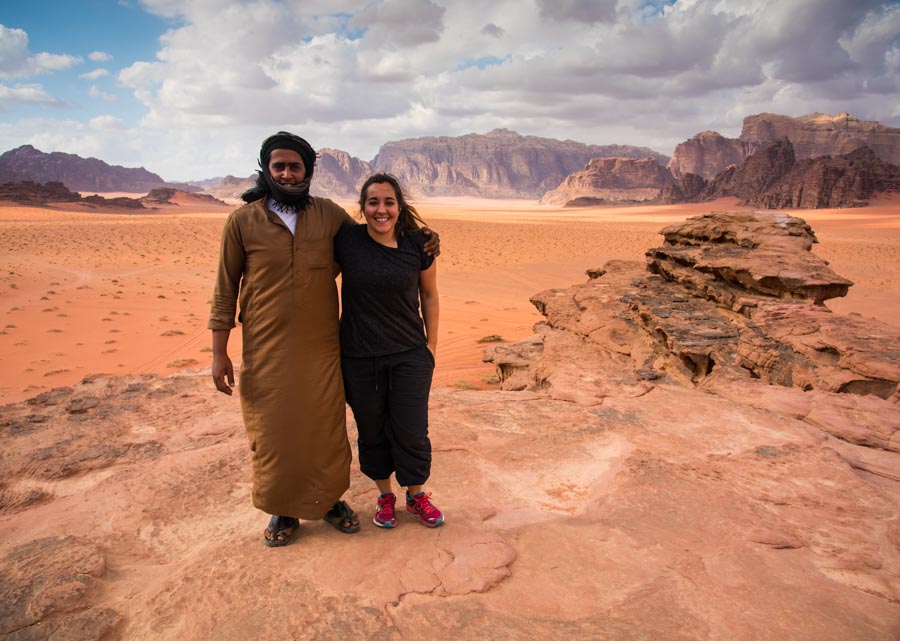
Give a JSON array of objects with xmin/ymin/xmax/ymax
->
[{"xmin": 419, "ymin": 262, "xmax": 440, "ymax": 356}]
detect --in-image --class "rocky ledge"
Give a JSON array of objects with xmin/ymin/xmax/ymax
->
[{"xmin": 486, "ymin": 211, "xmax": 899, "ymax": 461}]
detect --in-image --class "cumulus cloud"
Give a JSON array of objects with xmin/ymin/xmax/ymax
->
[
  {"xmin": 89, "ymin": 85, "xmax": 117, "ymax": 101},
  {"xmin": 0, "ymin": 83, "xmax": 64, "ymax": 110},
  {"xmin": 80, "ymin": 68, "xmax": 110, "ymax": 80},
  {"xmin": 88, "ymin": 51, "xmax": 113, "ymax": 62},
  {"xmin": 11, "ymin": 0, "xmax": 900, "ymax": 179},
  {"xmin": 0, "ymin": 25, "xmax": 82, "ymax": 77},
  {"xmin": 90, "ymin": 115, "xmax": 127, "ymax": 129}
]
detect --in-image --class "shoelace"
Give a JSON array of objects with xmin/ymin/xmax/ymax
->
[
  {"xmin": 412, "ymin": 492, "xmax": 437, "ymax": 515},
  {"xmin": 378, "ymin": 496, "xmax": 396, "ymax": 518}
]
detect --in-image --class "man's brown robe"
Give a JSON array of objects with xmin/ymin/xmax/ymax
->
[{"xmin": 209, "ymin": 197, "xmax": 354, "ymax": 519}]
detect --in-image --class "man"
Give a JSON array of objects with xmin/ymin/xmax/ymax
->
[{"xmin": 208, "ymin": 131, "xmax": 438, "ymax": 546}]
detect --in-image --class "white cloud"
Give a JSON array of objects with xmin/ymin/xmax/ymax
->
[
  {"xmin": 88, "ymin": 51, "xmax": 113, "ymax": 62},
  {"xmin": 80, "ymin": 68, "xmax": 110, "ymax": 80},
  {"xmin": 5, "ymin": 0, "xmax": 900, "ymax": 180},
  {"xmin": 0, "ymin": 25, "xmax": 82, "ymax": 78},
  {"xmin": 90, "ymin": 115, "xmax": 127, "ymax": 129},
  {"xmin": 0, "ymin": 83, "xmax": 64, "ymax": 110},
  {"xmin": 89, "ymin": 85, "xmax": 117, "ymax": 101}
]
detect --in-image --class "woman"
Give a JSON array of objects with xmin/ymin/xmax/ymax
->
[{"xmin": 334, "ymin": 173, "xmax": 443, "ymax": 528}]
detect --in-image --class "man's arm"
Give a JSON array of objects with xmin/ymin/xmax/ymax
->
[
  {"xmin": 211, "ymin": 329, "xmax": 235, "ymax": 395},
  {"xmin": 419, "ymin": 262, "xmax": 439, "ymax": 356}
]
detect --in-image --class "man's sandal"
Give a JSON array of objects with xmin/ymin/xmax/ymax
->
[
  {"xmin": 322, "ymin": 500, "xmax": 361, "ymax": 534},
  {"xmin": 264, "ymin": 515, "xmax": 299, "ymax": 547}
]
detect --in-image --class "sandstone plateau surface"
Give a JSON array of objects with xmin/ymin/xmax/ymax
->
[{"xmin": 2, "ymin": 205, "xmax": 899, "ymax": 640}]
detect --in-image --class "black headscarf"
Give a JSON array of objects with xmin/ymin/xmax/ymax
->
[{"xmin": 241, "ymin": 131, "xmax": 317, "ymax": 210}]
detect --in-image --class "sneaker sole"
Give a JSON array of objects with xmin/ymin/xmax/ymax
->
[{"xmin": 373, "ymin": 516, "xmax": 396, "ymax": 528}]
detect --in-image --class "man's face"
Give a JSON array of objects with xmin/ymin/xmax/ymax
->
[{"xmin": 267, "ymin": 149, "xmax": 306, "ymax": 185}]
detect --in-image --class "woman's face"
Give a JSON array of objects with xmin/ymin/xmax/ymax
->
[
  {"xmin": 267, "ymin": 148, "xmax": 306, "ymax": 185},
  {"xmin": 363, "ymin": 182, "xmax": 400, "ymax": 237}
]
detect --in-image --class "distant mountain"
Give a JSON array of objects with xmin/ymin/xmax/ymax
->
[
  {"xmin": 540, "ymin": 157, "xmax": 673, "ymax": 205},
  {"xmin": 660, "ymin": 139, "xmax": 900, "ymax": 209},
  {"xmin": 370, "ymin": 129, "xmax": 670, "ymax": 198},
  {"xmin": 0, "ymin": 145, "xmax": 198, "ymax": 193},
  {"xmin": 668, "ymin": 112, "xmax": 900, "ymax": 180}
]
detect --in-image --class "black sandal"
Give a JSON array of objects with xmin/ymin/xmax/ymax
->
[
  {"xmin": 264, "ymin": 515, "xmax": 299, "ymax": 547},
  {"xmin": 322, "ymin": 500, "xmax": 361, "ymax": 534}
]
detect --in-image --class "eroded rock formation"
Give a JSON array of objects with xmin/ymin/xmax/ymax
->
[
  {"xmin": 742, "ymin": 112, "xmax": 900, "ymax": 165},
  {"xmin": 487, "ymin": 210, "xmax": 899, "ymax": 413},
  {"xmin": 140, "ymin": 188, "xmax": 228, "ymax": 207},
  {"xmin": 540, "ymin": 157, "xmax": 673, "ymax": 205},
  {"xmin": 372, "ymin": 129, "xmax": 669, "ymax": 198},
  {"xmin": 667, "ymin": 131, "xmax": 749, "ymax": 180},
  {"xmin": 661, "ymin": 140, "xmax": 900, "ymax": 208},
  {"xmin": 0, "ymin": 181, "xmax": 146, "ymax": 209}
]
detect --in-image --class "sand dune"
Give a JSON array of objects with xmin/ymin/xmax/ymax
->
[{"xmin": 1, "ymin": 197, "xmax": 898, "ymax": 404}]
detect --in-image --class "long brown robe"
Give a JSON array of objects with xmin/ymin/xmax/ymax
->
[{"xmin": 208, "ymin": 197, "xmax": 354, "ymax": 519}]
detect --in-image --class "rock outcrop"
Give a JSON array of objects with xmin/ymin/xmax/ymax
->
[
  {"xmin": 372, "ymin": 129, "xmax": 670, "ymax": 198},
  {"xmin": 540, "ymin": 157, "xmax": 673, "ymax": 205},
  {"xmin": 667, "ymin": 112, "xmax": 900, "ymax": 185},
  {"xmin": 0, "ymin": 181, "xmax": 145, "ymax": 209},
  {"xmin": 0, "ymin": 145, "xmax": 197, "ymax": 194},
  {"xmin": 140, "ymin": 188, "xmax": 228, "ymax": 207},
  {"xmin": 660, "ymin": 140, "xmax": 900, "ymax": 208},
  {"xmin": 486, "ymin": 211, "xmax": 899, "ymax": 404},
  {"xmin": 667, "ymin": 130, "xmax": 749, "ymax": 180},
  {"xmin": 742, "ymin": 112, "xmax": 900, "ymax": 165}
]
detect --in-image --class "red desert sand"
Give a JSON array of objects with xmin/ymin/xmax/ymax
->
[{"xmin": 1, "ymin": 196, "xmax": 899, "ymax": 404}]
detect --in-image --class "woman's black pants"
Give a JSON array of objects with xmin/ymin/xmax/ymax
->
[{"xmin": 341, "ymin": 344, "xmax": 435, "ymax": 487}]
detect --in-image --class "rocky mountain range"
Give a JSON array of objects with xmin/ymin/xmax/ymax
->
[
  {"xmin": 661, "ymin": 139, "xmax": 900, "ymax": 208},
  {"xmin": 0, "ymin": 146, "xmax": 198, "ymax": 194},
  {"xmin": 370, "ymin": 129, "xmax": 669, "ymax": 199},
  {"xmin": 668, "ymin": 112, "xmax": 900, "ymax": 180}
]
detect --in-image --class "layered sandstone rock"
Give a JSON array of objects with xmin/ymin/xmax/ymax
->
[
  {"xmin": 742, "ymin": 112, "xmax": 900, "ymax": 165},
  {"xmin": 141, "ymin": 188, "xmax": 228, "ymax": 207},
  {"xmin": 311, "ymin": 148, "xmax": 371, "ymax": 200},
  {"xmin": 0, "ymin": 145, "xmax": 195, "ymax": 193},
  {"xmin": 660, "ymin": 140, "xmax": 900, "ymax": 208},
  {"xmin": 372, "ymin": 129, "xmax": 669, "ymax": 198},
  {"xmin": 667, "ymin": 130, "xmax": 748, "ymax": 179},
  {"xmin": 487, "ymin": 211, "xmax": 899, "ymax": 404},
  {"xmin": 667, "ymin": 112, "xmax": 900, "ymax": 185},
  {"xmin": 539, "ymin": 157, "xmax": 673, "ymax": 205}
]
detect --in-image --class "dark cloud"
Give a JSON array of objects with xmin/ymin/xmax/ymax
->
[
  {"xmin": 537, "ymin": 0, "xmax": 618, "ymax": 24},
  {"xmin": 481, "ymin": 23, "xmax": 504, "ymax": 38}
]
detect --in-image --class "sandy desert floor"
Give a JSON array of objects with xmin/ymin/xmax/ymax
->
[{"xmin": 1, "ymin": 195, "xmax": 899, "ymax": 404}]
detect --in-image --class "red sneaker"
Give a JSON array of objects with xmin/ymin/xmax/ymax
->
[
  {"xmin": 406, "ymin": 491, "xmax": 444, "ymax": 528},
  {"xmin": 374, "ymin": 492, "xmax": 397, "ymax": 528}
]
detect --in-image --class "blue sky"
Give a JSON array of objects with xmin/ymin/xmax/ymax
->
[{"xmin": 1, "ymin": 0, "xmax": 898, "ymax": 182}]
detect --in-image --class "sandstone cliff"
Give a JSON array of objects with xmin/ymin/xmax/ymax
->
[
  {"xmin": 540, "ymin": 157, "xmax": 673, "ymax": 205},
  {"xmin": 667, "ymin": 130, "xmax": 749, "ymax": 179},
  {"xmin": 742, "ymin": 112, "xmax": 900, "ymax": 165},
  {"xmin": 667, "ymin": 113, "xmax": 900, "ymax": 185},
  {"xmin": 0, "ymin": 145, "xmax": 196, "ymax": 193},
  {"xmin": 371, "ymin": 129, "xmax": 670, "ymax": 198},
  {"xmin": 660, "ymin": 140, "xmax": 900, "ymax": 208},
  {"xmin": 311, "ymin": 148, "xmax": 371, "ymax": 200}
]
